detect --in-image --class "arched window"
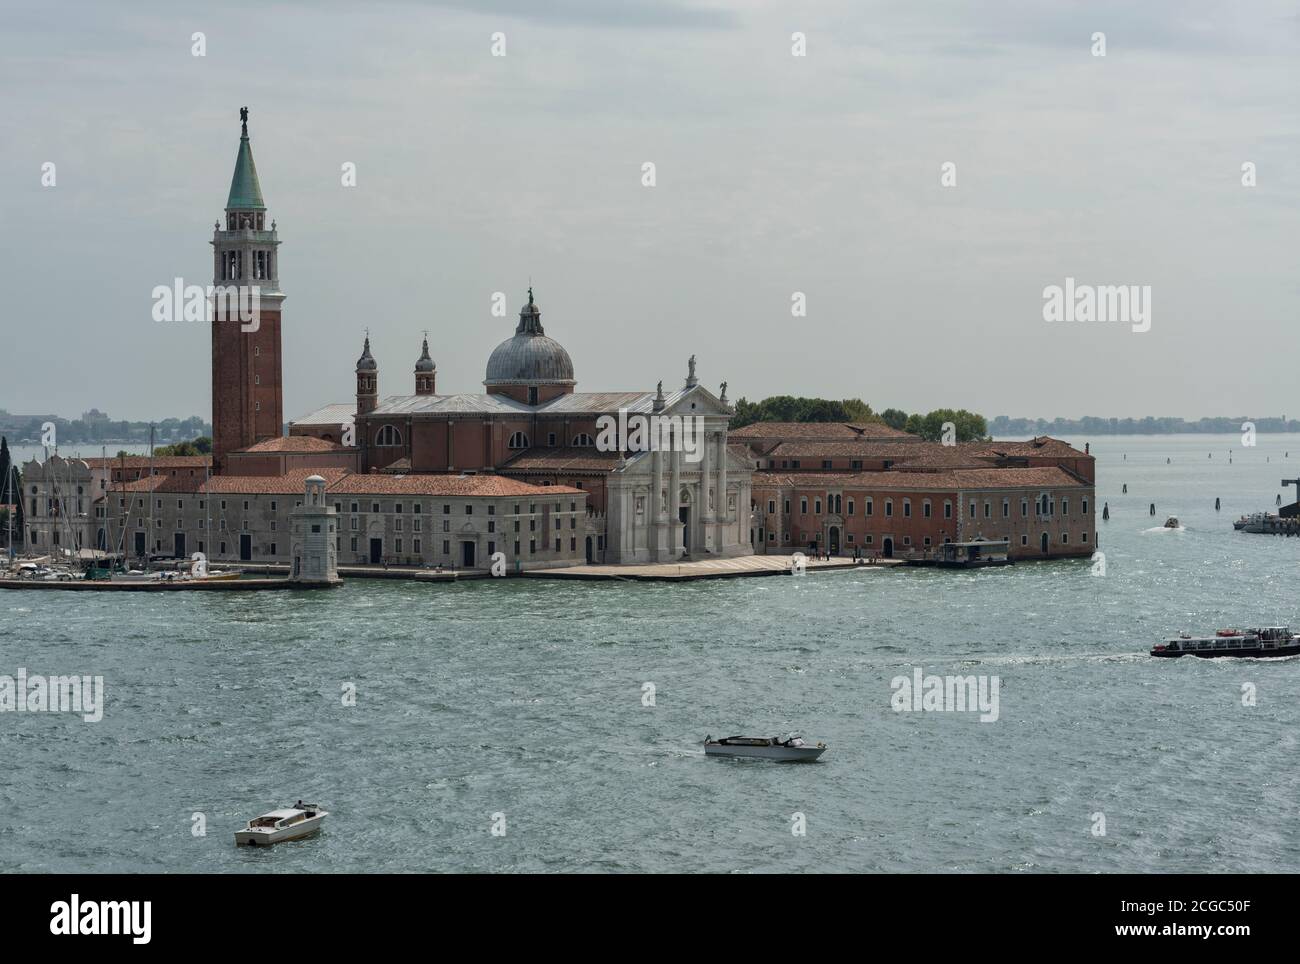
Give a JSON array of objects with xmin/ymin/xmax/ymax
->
[
  {"xmin": 508, "ymin": 432, "xmax": 530, "ymax": 450},
  {"xmin": 376, "ymin": 425, "xmax": 403, "ymax": 447},
  {"xmin": 572, "ymin": 433, "xmax": 594, "ymax": 447}
]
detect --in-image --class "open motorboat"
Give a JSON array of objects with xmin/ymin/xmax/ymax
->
[
  {"xmin": 235, "ymin": 803, "xmax": 329, "ymax": 846},
  {"xmin": 1152, "ymin": 626, "xmax": 1300, "ymax": 659},
  {"xmin": 1162, "ymin": 516, "xmax": 1181, "ymax": 529},
  {"xmin": 703, "ymin": 735, "xmax": 827, "ymax": 762}
]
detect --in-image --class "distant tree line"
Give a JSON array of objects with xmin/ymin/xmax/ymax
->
[
  {"xmin": 0, "ymin": 409, "xmax": 211, "ymax": 445},
  {"xmin": 730, "ymin": 396, "xmax": 989, "ymax": 442},
  {"xmin": 151, "ymin": 437, "xmax": 212, "ymax": 457},
  {"xmin": 991, "ymin": 415, "xmax": 1299, "ymax": 436}
]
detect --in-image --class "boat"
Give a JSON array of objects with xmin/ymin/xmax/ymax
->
[
  {"xmin": 1152, "ymin": 626, "xmax": 1300, "ymax": 659},
  {"xmin": 235, "ymin": 803, "xmax": 329, "ymax": 846},
  {"xmin": 703, "ymin": 735, "xmax": 826, "ymax": 761},
  {"xmin": 1162, "ymin": 516, "xmax": 1181, "ymax": 529},
  {"xmin": 1235, "ymin": 512, "xmax": 1275, "ymax": 533}
]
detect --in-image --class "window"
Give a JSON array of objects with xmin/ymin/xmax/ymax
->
[
  {"xmin": 1082, "ymin": 499, "xmax": 1089, "ymax": 515},
  {"xmin": 1021, "ymin": 499, "xmax": 1028, "ymax": 518},
  {"xmin": 1002, "ymin": 499, "xmax": 1009, "ymax": 518},
  {"xmin": 984, "ymin": 502, "xmax": 990, "ymax": 519},
  {"xmin": 395, "ymin": 538, "xmax": 402, "ymax": 553},
  {"xmin": 572, "ymin": 434, "xmax": 594, "ymax": 447},
  {"xmin": 414, "ymin": 538, "xmax": 422, "ymax": 553},
  {"xmin": 529, "ymin": 388, "xmax": 539, "ymax": 405},
  {"xmin": 465, "ymin": 504, "xmax": 473, "ymax": 515},
  {"xmin": 508, "ymin": 432, "xmax": 530, "ymax": 449},
  {"xmin": 885, "ymin": 500, "xmax": 893, "ymax": 518},
  {"xmin": 554, "ymin": 538, "xmax": 561, "ymax": 552},
  {"xmin": 767, "ymin": 500, "xmax": 776, "ymax": 514},
  {"xmin": 1061, "ymin": 533, "xmax": 1069, "ymax": 544},
  {"xmin": 814, "ymin": 499, "xmax": 821, "ymax": 514},
  {"xmin": 1021, "ymin": 534, "xmax": 1028, "ymax": 546},
  {"xmin": 372, "ymin": 503, "xmax": 380, "ymax": 514},
  {"xmin": 1082, "ymin": 532, "xmax": 1089, "ymax": 542},
  {"xmin": 903, "ymin": 499, "xmax": 911, "ymax": 518},
  {"xmin": 784, "ymin": 499, "xmax": 791, "ymax": 515},
  {"xmin": 800, "ymin": 497, "xmax": 808, "ymax": 514},
  {"xmin": 851, "ymin": 460, "xmax": 863, "ymax": 470},
  {"xmin": 847, "ymin": 499, "xmax": 854, "ymax": 516},
  {"xmin": 547, "ymin": 433, "xmax": 556, "ymax": 446},
  {"xmin": 1062, "ymin": 499, "xmax": 1069, "ymax": 516},
  {"xmin": 443, "ymin": 540, "xmax": 450, "ymax": 554},
  {"xmin": 923, "ymin": 500, "xmax": 931, "ymax": 518},
  {"xmin": 969, "ymin": 501, "xmax": 975, "ymax": 519},
  {"xmin": 376, "ymin": 425, "xmax": 403, "ymax": 446},
  {"xmin": 866, "ymin": 498, "xmax": 873, "ymax": 516},
  {"xmin": 822, "ymin": 460, "xmax": 832, "ymax": 470}
]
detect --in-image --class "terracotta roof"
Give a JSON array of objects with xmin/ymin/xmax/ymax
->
[
  {"xmin": 764, "ymin": 441, "xmax": 926, "ymax": 459},
  {"xmin": 731, "ymin": 421, "xmax": 917, "ymax": 441},
  {"xmin": 753, "ymin": 467, "xmax": 1088, "ymax": 491},
  {"xmin": 500, "ymin": 447, "xmax": 624, "ymax": 473},
  {"xmin": 83, "ymin": 455, "xmax": 211, "ymax": 469},
  {"xmin": 232, "ymin": 436, "xmax": 346, "ymax": 454},
  {"xmin": 117, "ymin": 468, "xmax": 348, "ymax": 495},
  {"xmin": 328, "ymin": 474, "xmax": 585, "ymax": 497},
  {"xmin": 969, "ymin": 437, "xmax": 1087, "ymax": 458}
]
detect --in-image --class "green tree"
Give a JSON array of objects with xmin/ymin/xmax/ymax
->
[{"xmin": 880, "ymin": 408, "xmax": 909, "ymax": 431}]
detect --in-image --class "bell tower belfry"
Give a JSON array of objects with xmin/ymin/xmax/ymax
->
[{"xmin": 210, "ymin": 107, "xmax": 284, "ymax": 474}]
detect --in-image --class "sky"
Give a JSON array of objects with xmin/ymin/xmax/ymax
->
[{"xmin": 1, "ymin": 0, "xmax": 1297, "ymax": 424}]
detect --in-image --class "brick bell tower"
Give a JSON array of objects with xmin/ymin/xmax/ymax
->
[{"xmin": 210, "ymin": 106, "xmax": 284, "ymax": 474}]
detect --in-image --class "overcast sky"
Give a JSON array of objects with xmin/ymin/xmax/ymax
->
[{"xmin": 2, "ymin": 0, "xmax": 1297, "ymax": 424}]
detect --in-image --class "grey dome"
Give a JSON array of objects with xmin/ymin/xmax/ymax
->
[
  {"xmin": 415, "ymin": 337, "xmax": 435, "ymax": 372},
  {"xmin": 484, "ymin": 333, "xmax": 575, "ymax": 386},
  {"xmin": 483, "ymin": 290, "xmax": 575, "ymax": 387},
  {"xmin": 356, "ymin": 336, "xmax": 377, "ymax": 372}
]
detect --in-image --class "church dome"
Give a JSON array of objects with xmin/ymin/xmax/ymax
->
[
  {"xmin": 484, "ymin": 290, "xmax": 575, "ymax": 387},
  {"xmin": 414, "ymin": 337, "xmax": 435, "ymax": 372},
  {"xmin": 356, "ymin": 335, "xmax": 377, "ymax": 372}
]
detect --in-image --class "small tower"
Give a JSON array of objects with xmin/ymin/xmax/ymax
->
[
  {"xmin": 356, "ymin": 335, "xmax": 378, "ymax": 416},
  {"xmin": 290, "ymin": 475, "xmax": 339, "ymax": 584},
  {"xmin": 414, "ymin": 335, "xmax": 436, "ymax": 395}
]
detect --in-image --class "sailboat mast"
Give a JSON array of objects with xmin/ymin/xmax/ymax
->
[{"xmin": 146, "ymin": 424, "xmax": 155, "ymax": 570}]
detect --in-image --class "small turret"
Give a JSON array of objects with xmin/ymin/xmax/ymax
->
[
  {"xmin": 356, "ymin": 334, "xmax": 378, "ymax": 416},
  {"xmin": 414, "ymin": 335, "xmax": 436, "ymax": 395}
]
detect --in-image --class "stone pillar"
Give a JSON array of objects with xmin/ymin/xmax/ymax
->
[
  {"xmin": 669, "ymin": 434, "xmax": 682, "ymax": 556},
  {"xmin": 715, "ymin": 429, "xmax": 728, "ymax": 553},
  {"xmin": 699, "ymin": 426, "xmax": 713, "ymax": 552},
  {"xmin": 650, "ymin": 447, "xmax": 664, "ymax": 561}
]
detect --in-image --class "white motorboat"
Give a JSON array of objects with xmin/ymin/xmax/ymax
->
[
  {"xmin": 235, "ymin": 803, "xmax": 329, "ymax": 846},
  {"xmin": 703, "ymin": 735, "xmax": 827, "ymax": 762}
]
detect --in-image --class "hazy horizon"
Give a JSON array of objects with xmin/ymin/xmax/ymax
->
[{"xmin": 3, "ymin": 0, "xmax": 1297, "ymax": 423}]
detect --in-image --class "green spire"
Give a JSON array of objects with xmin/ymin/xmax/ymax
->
[{"xmin": 226, "ymin": 107, "xmax": 266, "ymax": 210}]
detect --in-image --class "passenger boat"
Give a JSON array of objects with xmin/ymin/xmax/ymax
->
[
  {"xmin": 1152, "ymin": 626, "xmax": 1300, "ymax": 659},
  {"xmin": 703, "ymin": 735, "xmax": 827, "ymax": 761},
  {"xmin": 235, "ymin": 803, "xmax": 328, "ymax": 846}
]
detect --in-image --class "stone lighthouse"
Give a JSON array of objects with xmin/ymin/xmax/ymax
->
[{"xmin": 290, "ymin": 475, "xmax": 340, "ymax": 584}]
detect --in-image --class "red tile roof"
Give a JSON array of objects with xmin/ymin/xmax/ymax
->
[
  {"xmin": 84, "ymin": 455, "xmax": 211, "ymax": 469},
  {"xmin": 501, "ymin": 447, "xmax": 624, "ymax": 472},
  {"xmin": 328, "ymin": 474, "xmax": 585, "ymax": 497},
  {"xmin": 753, "ymin": 466, "xmax": 1087, "ymax": 491},
  {"xmin": 732, "ymin": 421, "xmax": 916, "ymax": 440},
  {"xmin": 232, "ymin": 436, "xmax": 347, "ymax": 454}
]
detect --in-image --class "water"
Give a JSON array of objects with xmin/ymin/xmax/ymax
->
[{"xmin": 2, "ymin": 434, "xmax": 1298, "ymax": 872}]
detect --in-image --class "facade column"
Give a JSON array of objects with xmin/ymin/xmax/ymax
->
[
  {"xmin": 715, "ymin": 428, "xmax": 728, "ymax": 553},
  {"xmin": 669, "ymin": 434, "xmax": 681, "ymax": 556},
  {"xmin": 650, "ymin": 447, "xmax": 663, "ymax": 561},
  {"xmin": 699, "ymin": 425, "xmax": 713, "ymax": 552}
]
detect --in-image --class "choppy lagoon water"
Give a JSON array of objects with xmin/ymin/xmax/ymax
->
[{"xmin": 2, "ymin": 433, "xmax": 1299, "ymax": 873}]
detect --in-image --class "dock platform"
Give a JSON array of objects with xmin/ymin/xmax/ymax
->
[{"xmin": 0, "ymin": 578, "xmax": 341, "ymax": 592}]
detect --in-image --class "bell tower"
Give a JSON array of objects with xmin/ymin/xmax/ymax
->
[
  {"xmin": 210, "ymin": 107, "xmax": 284, "ymax": 474},
  {"xmin": 356, "ymin": 334, "xmax": 378, "ymax": 415},
  {"xmin": 414, "ymin": 334, "xmax": 436, "ymax": 395}
]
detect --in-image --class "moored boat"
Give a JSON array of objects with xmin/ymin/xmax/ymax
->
[
  {"xmin": 1152, "ymin": 626, "xmax": 1300, "ymax": 659},
  {"xmin": 235, "ymin": 802, "xmax": 328, "ymax": 846},
  {"xmin": 703, "ymin": 735, "xmax": 826, "ymax": 761}
]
